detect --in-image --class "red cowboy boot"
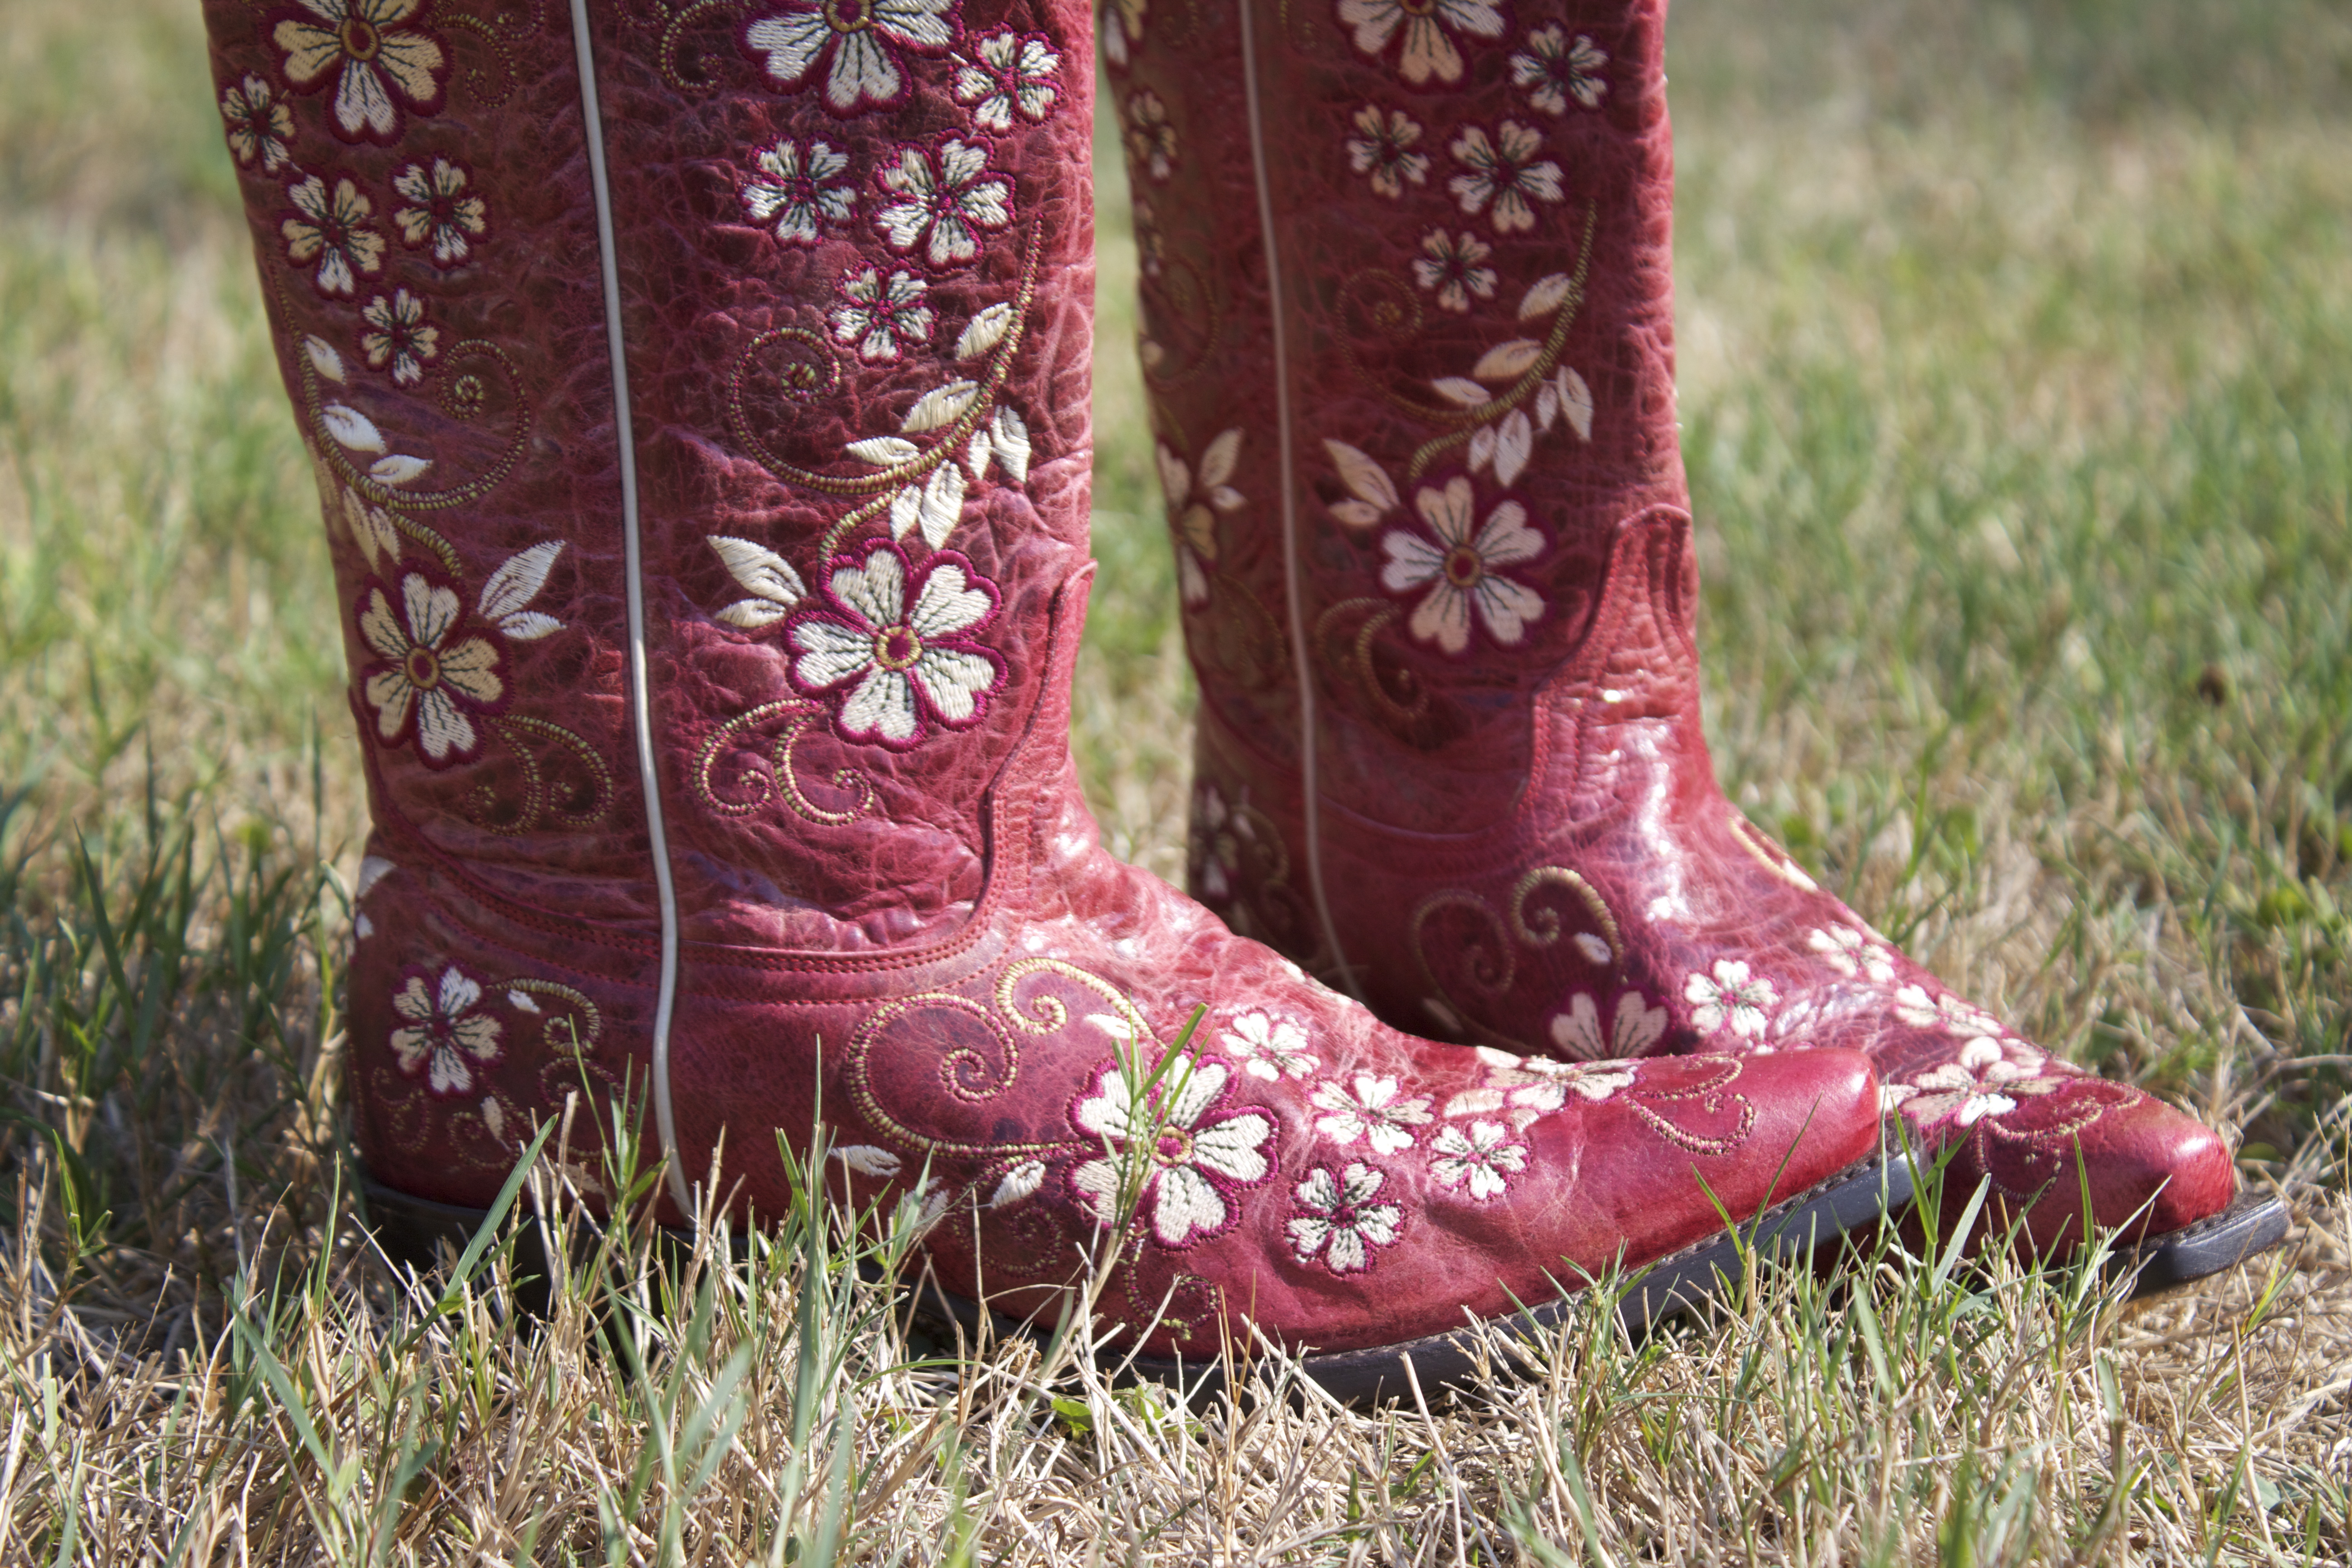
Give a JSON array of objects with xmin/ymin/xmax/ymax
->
[
  {"xmin": 201, "ymin": 0, "xmax": 1902, "ymax": 1394},
  {"xmin": 1117, "ymin": 0, "xmax": 2284, "ymax": 1283}
]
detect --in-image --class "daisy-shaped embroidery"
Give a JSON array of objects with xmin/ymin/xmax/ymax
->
[
  {"xmin": 1447, "ymin": 121, "xmax": 1564, "ymax": 235},
  {"xmin": 1891, "ymin": 984, "xmax": 2004, "ymax": 1040},
  {"xmin": 271, "ymin": 0, "xmax": 448, "ymax": 144},
  {"xmin": 1335, "ymin": 0, "xmax": 1505, "ymax": 86},
  {"xmin": 358, "ymin": 546, "xmax": 562, "ymax": 766},
  {"xmin": 360, "ymin": 289, "xmax": 437, "ymax": 386},
  {"xmin": 1070, "ymin": 1055, "xmax": 1276, "ymax": 1248},
  {"xmin": 743, "ymin": 0, "xmax": 958, "ymax": 117},
  {"xmin": 1548, "ymin": 989, "xmax": 1669, "ymax": 1061},
  {"xmin": 1445, "ymin": 1046, "xmax": 1635, "ymax": 1125},
  {"xmin": 785, "ymin": 542, "xmax": 1006, "ymax": 748},
  {"xmin": 1511, "ymin": 24, "xmax": 1607, "ymax": 114},
  {"xmin": 1428, "ymin": 1120, "xmax": 1527, "ymax": 1200},
  {"xmin": 1807, "ymin": 923, "xmax": 1895, "ymax": 983},
  {"xmin": 1882, "ymin": 1057, "xmax": 2081, "ymax": 1133},
  {"xmin": 1685, "ymin": 958, "xmax": 1776, "ymax": 1039},
  {"xmin": 1287, "ymin": 1163, "xmax": 1402, "ymax": 1273},
  {"xmin": 873, "ymin": 137, "xmax": 1014, "ymax": 268},
  {"xmin": 1345, "ymin": 105, "xmax": 1430, "ymax": 198},
  {"xmin": 1220, "ymin": 1010, "xmax": 1318, "ymax": 1082},
  {"xmin": 829, "ymin": 266, "xmax": 933, "ymax": 363},
  {"xmin": 1379, "ymin": 476, "xmax": 1546, "ymax": 654},
  {"xmin": 1410, "ymin": 227, "xmax": 1496, "ymax": 314},
  {"xmin": 1310, "ymin": 1073, "xmax": 1435, "ymax": 1155},
  {"xmin": 1102, "ymin": 0, "xmax": 1145, "ymax": 67},
  {"xmin": 1122, "ymin": 90, "xmax": 1177, "ymax": 182},
  {"xmin": 952, "ymin": 30, "xmax": 1060, "ymax": 131},
  {"xmin": 388, "ymin": 965, "xmax": 503, "ymax": 1096},
  {"xmin": 742, "ymin": 138, "xmax": 854, "ymax": 246},
  {"xmin": 392, "ymin": 157, "xmax": 489, "ymax": 266},
  {"xmin": 220, "ymin": 74, "xmax": 294, "ymax": 172},
  {"xmin": 282, "ymin": 175, "xmax": 386, "ymax": 299},
  {"xmin": 1157, "ymin": 428, "xmax": 1243, "ymax": 608}
]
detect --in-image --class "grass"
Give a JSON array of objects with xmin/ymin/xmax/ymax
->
[{"xmin": 2, "ymin": 0, "xmax": 2348, "ymax": 1558}]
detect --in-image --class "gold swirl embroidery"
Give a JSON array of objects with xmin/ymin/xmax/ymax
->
[
  {"xmin": 1511, "ymin": 866, "xmax": 1619, "ymax": 962},
  {"xmin": 1313, "ymin": 597, "xmax": 1431, "ymax": 726},
  {"xmin": 437, "ymin": 0, "xmax": 552, "ymax": 110},
  {"xmin": 652, "ymin": 0, "xmax": 746, "ymax": 90},
  {"xmin": 1626, "ymin": 1055, "xmax": 1755, "ymax": 1156},
  {"xmin": 501, "ymin": 977, "xmax": 603, "ymax": 1063},
  {"xmin": 1412, "ymin": 872, "xmax": 1626, "ymax": 1047},
  {"xmin": 844, "ymin": 993, "xmax": 1064, "ymax": 1162},
  {"xmin": 469, "ymin": 715, "xmax": 615, "ymax": 834},
  {"xmin": 691, "ymin": 699, "xmax": 876, "ymax": 826},
  {"xmin": 1137, "ymin": 253, "xmax": 1225, "ymax": 395},
  {"xmin": 298, "ymin": 331, "xmax": 535, "ymax": 513}
]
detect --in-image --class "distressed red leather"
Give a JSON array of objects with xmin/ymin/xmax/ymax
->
[
  {"xmin": 1122, "ymin": 0, "xmax": 2237, "ymax": 1251},
  {"xmin": 201, "ymin": 0, "xmax": 1891, "ymax": 1359}
]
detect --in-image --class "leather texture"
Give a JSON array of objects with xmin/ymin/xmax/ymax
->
[
  {"xmin": 202, "ymin": 0, "xmax": 1891, "ymax": 1358},
  {"xmin": 1122, "ymin": 0, "xmax": 2237, "ymax": 1253}
]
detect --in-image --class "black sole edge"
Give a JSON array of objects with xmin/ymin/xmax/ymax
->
[{"xmin": 2113, "ymin": 1190, "xmax": 2292, "ymax": 1300}]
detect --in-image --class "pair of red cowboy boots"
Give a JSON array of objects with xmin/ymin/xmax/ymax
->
[{"xmin": 201, "ymin": 0, "xmax": 2278, "ymax": 1393}]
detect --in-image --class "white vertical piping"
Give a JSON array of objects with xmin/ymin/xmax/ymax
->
[
  {"xmin": 568, "ymin": 0, "xmax": 693, "ymax": 1220},
  {"xmin": 1235, "ymin": 0, "xmax": 1360, "ymax": 999}
]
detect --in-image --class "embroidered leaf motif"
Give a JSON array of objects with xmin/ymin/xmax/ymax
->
[
  {"xmin": 990, "ymin": 405, "xmax": 1032, "ymax": 484},
  {"xmin": 1198, "ymin": 427, "xmax": 1244, "ymax": 508},
  {"xmin": 1468, "ymin": 425, "xmax": 1497, "ymax": 474},
  {"xmin": 305, "ymin": 335, "xmax": 348, "ymax": 383},
  {"xmin": 956, "ymin": 302, "xmax": 1014, "ymax": 360},
  {"xmin": 1472, "ymin": 337, "xmax": 1545, "ymax": 383},
  {"xmin": 917, "ymin": 462, "xmax": 966, "ymax": 548},
  {"xmin": 832, "ymin": 1145, "xmax": 903, "ymax": 1179},
  {"xmin": 1519, "ymin": 271, "xmax": 1574, "ymax": 320},
  {"xmin": 888, "ymin": 485, "xmax": 924, "ymax": 540},
  {"xmin": 708, "ymin": 535, "xmax": 806, "ymax": 629},
  {"xmin": 990, "ymin": 1160, "xmax": 1046, "ymax": 1208},
  {"xmin": 1536, "ymin": 381, "xmax": 1559, "ymax": 432},
  {"xmin": 1431, "ymin": 377, "xmax": 1491, "ymax": 407},
  {"xmin": 322, "ymin": 403, "xmax": 386, "ymax": 453},
  {"xmin": 479, "ymin": 542, "xmax": 566, "ymax": 639},
  {"xmin": 1323, "ymin": 440, "xmax": 1399, "ymax": 516},
  {"xmin": 902, "ymin": 379, "xmax": 981, "ymax": 434},
  {"xmin": 847, "ymin": 436, "xmax": 923, "ymax": 467},
  {"xmin": 965, "ymin": 426, "xmax": 993, "ymax": 483},
  {"xmin": 355, "ymin": 855, "xmax": 397, "ymax": 898},
  {"xmin": 1492, "ymin": 409, "xmax": 1534, "ymax": 487},
  {"xmin": 1557, "ymin": 367, "xmax": 1594, "ymax": 441},
  {"xmin": 369, "ymin": 454, "xmax": 433, "ymax": 485}
]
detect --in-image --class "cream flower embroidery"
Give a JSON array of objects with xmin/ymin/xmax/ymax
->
[
  {"xmin": 1336, "ymin": 0, "xmax": 1505, "ymax": 85},
  {"xmin": 1891, "ymin": 985, "xmax": 2004, "ymax": 1039},
  {"xmin": 829, "ymin": 266, "xmax": 933, "ymax": 363},
  {"xmin": 739, "ymin": 138, "xmax": 854, "ymax": 246},
  {"xmin": 1220, "ymin": 1010, "xmax": 1318, "ymax": 1082},
  {"xmin": 1447, "ymin": 120, "xmax": 1564, "ymax": 235},
  {"xmin": 1157, "ymin": 428, "xmax": 1243, "ymax": 609},
  {"xmin": 951, "ymin": 30, "xmax": 1059, "ymax": 130},
  {"xmin": 1287, "ymin": 1163, "xmax": 1402, "ymax": 1273},
  {"xmin": 1380, "ymin": 476, "xmax": 1546, "ymax": 654},
  {"xmin": 1446, "ymin": 1046, "xmax": 1636, "ymax": 1125},
  {"xmin": 1807, "ymin": 923, "xmax": 1895, "ymax": 983},
  {"xmin": 1549, "ymin": 990, "xmax": 1669, "ymax": 1061},
  {"xmin": 391, "ymin": 157, "xmax": 488, "ymax": 266},
  {"xmin": 1122, "ymin": 89, "xmax": 1178, "ymax": 183},
  {"xmin": 273, "ymin": 0, "xmax": 447, "ymax": 143},
  {"xmin": 743, "ymin": 0, "xmax": 959, "ymax": 116},
  {"xmin": 389, "ymin": 965, "xmax": 502, "ymax": 1096},
  {"xmin": 282, "ymin": 175, "xmax": 386, "ymax": 298},
  {"xmin": 1428, "ymin": 1120, "xmax": 1526, "ymax": 1200},
  {"xmin": 359, "ymin": 289, "xmax": 437, "ymax": 387},
  {"xmin": 1410, "ymin": 227, "xmax": 1497, "ymax": 314},
  {"xmin": 873, "ymin": 137, "xmax": 1014, "ymax": 268},
  {"xmin": 1685, "ymin": 959, "xmax": 1777, "ymax": 1039},
  {"xmin": 358, "ymin": 544, "xmax": 562, "ymax": 765},
  {"xmin": 1310, "ymin": 1073, "xmax": 1434, "ymax": 1155},
  {"xmin": 786, "ymin": 543, "xmax": 1005, "ymax": 748},
  {"xmin": 220, "ymin": 74, "xmax": 294, "ymax": 172},
  {"xmin": 1071, "ymin": 1056, "xmax": 1276, "ymax": 1248},
  {"xmin": 1511, "ymin": 25, "xmax": 1608, "ymax": 114},
  {"xmin": 1345, "ymin": 105, "xmax": 1430, "ymax": 198}
]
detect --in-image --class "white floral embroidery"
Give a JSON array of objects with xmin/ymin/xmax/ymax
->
[
  {"xmin": 390, "ymin": 157, "xmax": 487, "ymax": 266},
  {"xmin": 1891, "ymin": 985, "xmax": 2003, "ymax": 1040},
  {"xmin": 873, "ymin": 137, "xmax": 1013, "ymax": 268},
  {"xmin": 1157, "ymin": 428, "xmax": 1243, "ymax": 609},
  {"xmin": 1380, "ymin": 476, "xmax": 1545, "ymax": 654},
  {"xmin": 282, "ymin": 175, "xmax": 386, "ymax": 298},
  {"xmin": 743, "ymin": 0, "xmax": 958, "ymax": 116},
  {"xmin": 220, "ymin": 74, "xmax": 294, "ymax": 172},
  {"xmin": 1346, "ymin": 105, "xmax": 1430, "ymax": 198},
  {"xmin": 1102, "ymin": 0, "xmax": 1146, "ymax": 67},
  {"xmin": 1447, "ymin": 120, "xmax": 1564, "ymax": 235},
  {"xmin": 1548, "ymin": 990, "xmax": 1668, "ymax": 1060},
  {"xmin": 1879, "ymin": 1034, "xmax": 2057, "ymax": 1115},
  {"xmin": 273, "ymin": 0, "xmax": 446, "ymax": 142},
  {"xmin": 830, "ymin": 266, "xmax": 934, "ymax": 363},
  {"xmin": 1410, "ymin": 228, "xmax": 1497, "ymax": 314},
  {"xmin": 1446, "ymin": 1046, "xmax": 1635, "ymax": 1124},
  {"xmin": 1122, "ymin": 89, "xmax": 1177, "ymax": 182},
  {"xmin": 952, "ymin": 31, "xmax": 1059, "ymax": 130},
  {"xmin": 1220, "ymin": 1010, "xmax": 1318, "ymax": 1082},
  {"xmin": 389, "ymin": 965, "xmax": 502, "ymax": 1096},
  {"xmin": 1808, "ymin": 923, "xmax": 1896, "ymax": 983},
  {"xmin": 1287, "ymin": 1163, "xmax": 1402, "ymax": 1272},
  {"xmin": 1071, "ymin": 1057, "xmax": 1276, "ymax": 1247},
  {"xmin": 742, "ymin": 138, "xmax": 854, "ymax": 246},
  {"xmin": 1511, "ymin": 25, "xmax": 1607, "ymax": 114},
  {"xmin": 1310, "ymin": 1073, "xmax": 1434, "ymax": 1155},
  {"xmin": 1336, "ymin": 0, "xmax": 1505, "ymax": 85},
  {"xmin": 788, "ymin": 545, "xmax": 1002, "ymax": 745},
  {"xmin": 1684, "ymin": 959, "xmax": 1777, "ymax": 1039},
  {"xmin": 1429, "ymin": 1120, "xmax": 1526, "ymax": 1200},
  {"xmin": 360, "ymin": 289, "xmax": 437, "ymax": 387},
  {"xmin": 360, "ymin": 575, "xmax": 504, "ymax": 762}
]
